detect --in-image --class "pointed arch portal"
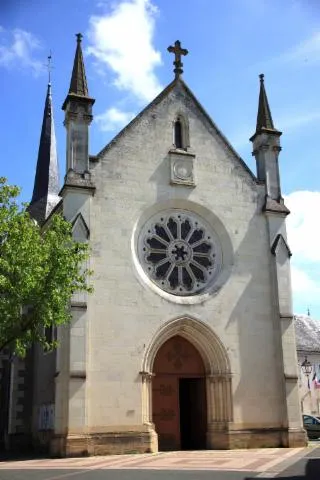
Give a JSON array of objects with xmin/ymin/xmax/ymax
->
[
  {"xmin": 141, "ymin": 316, "xmax": 233, "ymax": 451},
  {"xmin": 152, "ymin": 335, "xmax": 206, "ymax": 450}
]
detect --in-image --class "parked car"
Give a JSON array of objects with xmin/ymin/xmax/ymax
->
[{"xmin": 302, "ymin": 414, "xmax": 320, "ymax": 439}]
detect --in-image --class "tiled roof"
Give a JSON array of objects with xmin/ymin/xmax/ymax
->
[{"xmin": 294, "ymin": 315, "xmax": 320, "ymax": 353}]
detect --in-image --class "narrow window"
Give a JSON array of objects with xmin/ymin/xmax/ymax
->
[{"xmin": 174, "ymin": 120, "xmax": 183, "ymax": 148}]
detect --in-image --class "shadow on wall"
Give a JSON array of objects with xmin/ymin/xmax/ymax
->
[
  {"xmin": 226, "ymin": 208, "xmax": 287, "ymax": 432},
  {"xmin": 245, "ymin": 458, "xmax": 320, "ymax": 479}
]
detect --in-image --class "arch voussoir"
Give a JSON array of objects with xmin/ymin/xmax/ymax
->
[{"xmin": 142, "ymin": 315, "xmax": 231, "ymax": 376}]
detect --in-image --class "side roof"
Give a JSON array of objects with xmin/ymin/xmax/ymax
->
[
  {"xmin": 294, "ymin": 315, "xmax": 320, "ymax": 353},
  {"xmin": 96, "ymin": 78, "xmax": 257, "ymax": 182}
]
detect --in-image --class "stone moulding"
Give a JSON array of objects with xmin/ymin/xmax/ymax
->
[
  {"xmin": 284, "ymin": 373, "xmax": 299, "ymax": 381},
  {"xmin": 69, "ymin": 371, "xmax": 86, "ymax": 379}
]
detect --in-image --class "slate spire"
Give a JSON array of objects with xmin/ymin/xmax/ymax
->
[
  {"xmin": 29, "ymin": 80, "xmax": 60, "ymax": 224},
  {"xmin": 255, "ymin": 74, "xmax": 277, "ymax": 134}
]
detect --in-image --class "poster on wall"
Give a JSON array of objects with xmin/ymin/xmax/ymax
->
[{"xmin": 38, "ymin": 404, "xmax": 55, "ymax": 431}]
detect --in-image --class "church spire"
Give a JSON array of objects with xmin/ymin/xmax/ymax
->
[
  {"xmin": 62, "ymin": 33, "xmax": 94, "ymax": 109},
  {"xmin": 254, "ymin": 74, "xmax": 277, "ymax": 135},
  {"xmin": 69, "ymin": 33, "xmax": 88, "ymax": 97},
  {"xmin": 29, "ymin": 73, "xmax": 60, "ymax": 224}
]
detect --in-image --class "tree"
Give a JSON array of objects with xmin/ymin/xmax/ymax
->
[{"xmin": 0, "ymin": 177, "xmax": 91, "ymax": 356}]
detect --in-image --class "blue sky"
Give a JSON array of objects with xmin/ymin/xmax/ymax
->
[{"xmin": 1, "ymin": 0, "xmax": 320, "ymax": 317}]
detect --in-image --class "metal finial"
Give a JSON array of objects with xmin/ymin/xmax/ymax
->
[
  {"xmin": 76, "ymin": 33, "xmax": 83, "ymax": 43},
  {"xmin": 44, "ymin": 51, "xmax": 54, "ymax": 85},
  {"xmin": 167, "ymin": 40, "xmax": 188, "ymax": 79},
  {"xmin": 47, "ymin": 52, "xmax": 53, "ymax": 84},
  {"xmin": 259, "ymin": 73, "xmax": 264, "ymax": 82}
]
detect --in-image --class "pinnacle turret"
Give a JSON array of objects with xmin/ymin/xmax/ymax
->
[
  {"xmin": 62, "ymin": 33, "xmax": 94, "ymax": 110},
  {"xmin": 252, "ymin": 74, "xmax": 279, "ymax": 139},
  {"xmin": 69, "ymin": 33, "xmax": 89, "ymax": 97},
  {"xmin": 62, "ymin": 34, "xmax": 95, "ymax": 179},
  {"xmin": 250, "ymin": 74, "xmax": 285, "ymax": 208},
  {"xmin": 28, "ymin": 81, "xmax": 60, "ymax": 223}
]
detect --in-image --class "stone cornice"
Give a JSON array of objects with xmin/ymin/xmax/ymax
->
[
  {"xmin": 70, "ymin": 371, "xmax": 86, "ymax": 379},
  {"xmin": 71, "ymin": 301, "xmax": 87, "ymax": 310},
  {"xmin": 59, "ymin": 170, "xmax": 95, "ymax": 197},
  {"xmin": 263, "ymin": 196, "xmax": 290, "ymax": 215},
  {"xmin": 284, "ymin": 373, "xmax": 299, "ymax": 381}
]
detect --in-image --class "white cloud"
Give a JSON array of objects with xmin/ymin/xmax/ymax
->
[
  {"xmin": 285, "ymin": 191, "xmax": 320, "ymax": 263},
  {"xmin": 279, "ymin": 111, "xmax": 320, "ymax": 132},
  {"xmin": 229, "ymin": 127, "xmax": 252, "ymax": 151},
  {"xmin": 230, "ymin": 110, "xmax": 320, "ymax": 151},
  {"xmin": 285, "ymin": 190, "xmax": 320, "ymax": 314},
  {"xmin": 87, "ymin": 0, "xmax": 162, "ymax": 103},
  {"xmin": 95, "ymin": 107, "xmax": 135, "ymax": 132},
  {"xmin": 280, "ymin": 31, "xmax": 320, "ymax": 65},
  {"xmin": 0, "ymin": 28, "xmax": 44, "ymax": 76},
  {"xmin": 259, "ymin": 31, "xmax": 320, "ymax": 70},
  {"xmin": 291, "ymin": 266, "xmax": 320, "ymax": 297}
]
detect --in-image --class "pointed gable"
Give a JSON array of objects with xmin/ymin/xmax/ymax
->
[
  {"xmin": 96, "ymin": 78, "xmax": 256, "ymax": 183},
  {"xmin": 271, "ymin": 234, "xmax": 292, "ymax": 258},
  {"xmin": 72, "ymin": 213, "xmax": 90, "ymax": 241}
]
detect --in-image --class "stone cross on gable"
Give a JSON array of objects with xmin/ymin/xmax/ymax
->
[{"xmin": 167, "ymin": 40, "xmax": 188, "ymax": 78}]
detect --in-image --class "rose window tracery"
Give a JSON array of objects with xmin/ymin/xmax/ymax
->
[{"xmin": 138, "ymin": 210, "xmax": 221, "ymax": 296}]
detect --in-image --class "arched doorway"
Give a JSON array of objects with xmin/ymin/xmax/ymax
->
[{"xmin": 152, "ymin": 335, "xmax": 207, "ymax": 451}]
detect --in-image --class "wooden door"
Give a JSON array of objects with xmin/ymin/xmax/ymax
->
[
  {"xmin": 152, "ymin": 375, "xmax": 180, "ymax": 450},
  {"xmin": 152, "ymin": 335, "xmax": 206, "ymax": 451}
]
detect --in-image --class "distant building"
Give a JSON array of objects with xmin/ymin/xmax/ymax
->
[{"xmin": 295, "ymin": 315, "xmax": 320, "ymax": 415}]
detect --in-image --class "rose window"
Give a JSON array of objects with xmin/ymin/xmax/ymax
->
[{"xmin": 138, "ymin": 210, "xmax": 221, "ymax": 296}]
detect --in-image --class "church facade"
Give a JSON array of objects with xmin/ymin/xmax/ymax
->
[{"xmin": 2, "ymin": 35, "xmax": 308, "ymax": 455}]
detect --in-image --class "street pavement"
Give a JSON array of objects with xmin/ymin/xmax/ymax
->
[{"xmin": 0, "ymin": 445, "xmax": 319, "ymax": 480}]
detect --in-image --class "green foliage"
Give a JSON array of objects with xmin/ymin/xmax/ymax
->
[{"xmin": 0, "ymin": 177, "xmax": 92, "ymax": 356}]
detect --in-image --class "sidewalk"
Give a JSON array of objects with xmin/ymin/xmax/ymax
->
[{"xmin": 0, "ymin": 445, "xmax": 317, "ymax": 475}]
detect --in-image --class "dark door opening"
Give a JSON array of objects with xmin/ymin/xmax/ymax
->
[{"xmin": 179, "ymin": 378, "xmax": 207, "ymax": 450}]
